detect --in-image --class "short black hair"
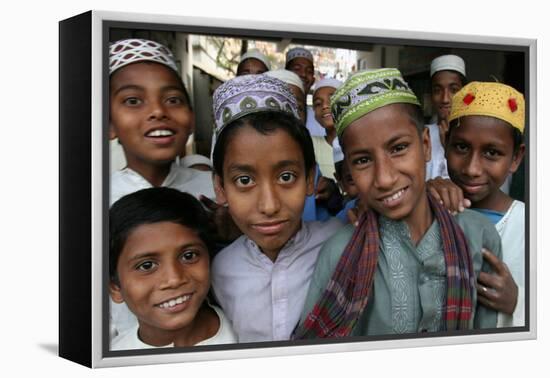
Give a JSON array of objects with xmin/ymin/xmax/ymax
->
[
  {"xmin": 447, "ymin": 116, "xmax": 524, "ymax": 153},
  {"xmin": 212, "ymin": 111, "xmax": 316, "ymax": 181},
  {"xmin": 109, "ymin": 187, "xmax": 212, "ymax": 285},
  {"xmin": 431, "ymin": 70, "xmax": 468, "ymax": 87}
]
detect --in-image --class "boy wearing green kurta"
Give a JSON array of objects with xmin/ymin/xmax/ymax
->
[{"xmin": 294, "ymin": 69, "xmax": 501, "ymax": 338}]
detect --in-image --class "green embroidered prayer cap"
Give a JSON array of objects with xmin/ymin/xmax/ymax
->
[{"xmin": 331, "ymin": 68, "xmax": 421, "ymax": 136}]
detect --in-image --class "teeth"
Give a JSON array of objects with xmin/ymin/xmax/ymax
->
[
  {"xmin": 147, "ymin": 129, "xmax": 174, "ymax": 137},
  {"xmin": 383, "ymin": 188, "xmax": 405, "ymax": 203},
  {"xmin": 158, "ymin": 295, "xmax": 190, "ymax": 308}
]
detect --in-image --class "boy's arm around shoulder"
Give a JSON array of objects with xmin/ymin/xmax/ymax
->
[{"xmin": 299, "ymin": 225, "xmax": 355, "ymax": 324}]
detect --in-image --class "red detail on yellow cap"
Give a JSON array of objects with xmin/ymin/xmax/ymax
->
[
  {"xmin": 508, "ymin": 98, "xmax": 518, "ymax": 112},
  {"xmin": 463, "ymin": 93, "xmax": 475, "ymax": 105}
]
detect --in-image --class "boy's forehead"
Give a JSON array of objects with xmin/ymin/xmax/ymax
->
[
  {"xmin": 121, "ymin": 222, "xmax": 202, "ymax": 256},
  {"xmin": 110, "ymin": 62, "xmax": 184, "ymax": 90}
]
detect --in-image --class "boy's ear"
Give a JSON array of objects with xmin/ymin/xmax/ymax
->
[
  {"xmin": 422, "ymin": 126, "xmax": 432, "ymax": 163},
  {"xmin": 306, "ymin": 167, "xmax": 315, "ymax": 196},
  {"xmin": 109, "ymin": 123, "xmax": 118, "ymax": 140},
  {"xmin": 510, "ymin": 144, "xmax": 526, "ymax": 174},
  {"xmin": 213, "ymin": 174, "xmax": 228, "ymax": 205},
  {"xmin": 109, "ymin": 281, "xmax": 125, "ymax": 304}
]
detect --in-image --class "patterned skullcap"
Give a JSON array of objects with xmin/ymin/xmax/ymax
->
[
  {"xmin": 265, "ymin": 69, "xmax": 305, "ymax": 94},
  {"xmin": 109, "ymin": 38, "xmax": 178, "ymax": 76},
  {"xmin": 212, "ymin": 74, "xmax": 300, "ymax": 136},
  {"xmin": 331, "ymin": 68, "xmax": 421, "ymax": 136},
  {"xmin": 239, "ymin": 49, "xmax": 271, "ymax": 71},
  {"xmin": 449, "ymin": 82, "xmax": 525, "ymax": 133},
  {"xmin": 286, "ymin": 47, "xmax": 314, "ymax": 64},
  {"xmin": 314, "ymin": 78, "xmax": 343, "ymax": 93},
  {"xmin": 430, "ymin": 54, "xmax": 466, "ymax": 77}
]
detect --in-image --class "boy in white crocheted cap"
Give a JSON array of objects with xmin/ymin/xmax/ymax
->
[{"xmin": 108, "ymin": 38, "xmax": 216, "ymax": 340}]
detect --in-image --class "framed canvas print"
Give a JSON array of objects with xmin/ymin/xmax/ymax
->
[{"xmin": 59, "ymin": 9, "xmax": 537, "ymax": 368}]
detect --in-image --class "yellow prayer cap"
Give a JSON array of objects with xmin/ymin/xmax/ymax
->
[{"xmin": 449, "ymin": 82, "xmax": 525, "ymax": 133}]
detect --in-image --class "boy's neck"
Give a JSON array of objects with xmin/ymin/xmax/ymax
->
[
  {"xmin": 471, "ymin": 190, "xmax": 513, "ymax": 213},
  {"xmin": 325, "ymin": 129, "xmax": 337, "ymax": 145},
  {"xmin": 137, "ymin": 304, "xmax": 218, "ymax": 347},
  {"xmin": 127, "ymin": 161, "xmax": 172, "ymax": 187},
  {"xmin": 403, "ymin": 193, "xmax": 434, "ymax": 246}
]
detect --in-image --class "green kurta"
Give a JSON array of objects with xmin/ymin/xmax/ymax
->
[{"xmin": 300, "ymin": 209, "xmax": 502, "ymax": 336}]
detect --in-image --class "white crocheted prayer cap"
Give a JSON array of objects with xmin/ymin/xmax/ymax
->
[
  {"xmin": 265, "ymin": 69, "xmax": 305, "ymax": 94},
  {"xmin": 286, "ymin": 47, "xmax": 314, "ymax": 64},
  {"xmin": 240, "ymin": 49, "xmax": 271, "ymax": 70},
  {"xmin": 430, "ymin": 54, "xmax": 466, "ymax": 77},
  {"xmin": 109, "ymin": 38, "xmax": 178, "ymax": 75},
  {"xmin": 314, "ymin": 77, "xmax": 343, "ymax": 93}
]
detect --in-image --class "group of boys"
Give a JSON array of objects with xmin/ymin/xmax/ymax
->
[{"xmin": 107, "ymin": 37, "xmax": 525, "ymax": 350}]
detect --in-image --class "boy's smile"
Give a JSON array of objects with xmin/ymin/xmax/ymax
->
[
  {"xmin": 215, "ymin": 125, "xmax": 314, "ymax": 262},
  {"xmin": 313, "ymin": 87, "xmax": 337, "ymax": 130},
  {"xmin": 110, "ymin": 221, "xmax": 210, "ymax": 346},
  {"xmin": 446, "ymin": 115, "xmax": 524, "ymax": 211},
  {"xmin": 110, "ymin": 62, "xmax": 194, "ymax": 176},
  {"xmin": 342, "ymin": 104, "xmax": 432, "ymax": 237}
]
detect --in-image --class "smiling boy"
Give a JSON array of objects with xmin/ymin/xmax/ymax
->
[
  {"xmin": 445, "ymin": 82, "xmax": 526, "ymax": 326},
  {"xmin": 295, "ymin": 69, "xmax": 502, "ymax": 338},
  {"xmin": 108, "ymin": 39, "xmax": 216, "ymax": 339},
  {"xmin": 109, "ymin": 188, "xmax": 236, "ymax": 350},
  {"xmin": 109, "ymin": 39, "xmax": 214, "ymax": 205}
]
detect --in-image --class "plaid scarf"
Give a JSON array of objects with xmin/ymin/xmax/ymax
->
[{"xmin": 293, "ymin": 193, "xmax": 475, "ymax": 339}]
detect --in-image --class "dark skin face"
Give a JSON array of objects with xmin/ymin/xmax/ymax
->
[
  {"xmin": 431, "ymin": 70, "xmax": 463, "ymax": 123},
  {"xmin": 214, "ymin": 125, "xmax": 314, "ymax": 261},
  {"xmin": 287, "ymin": 57, "xmax": 315, "ymax": 94},
  {"xmin": 342, "ymin": 104, "xmax": 432, "ymax": 244},
  {"xmin": 446, "ymin": 115, "xmax": 525, "ymax": 212},
  {"xmin": 110, "ymin": 62, "xmax": 194, "ymax": 186},
  {"xmin": 110, "ymin": 222, "xmax": 217, "ymax": 347},
  {"xmin": 236, "ymin": 58, "xmax": 268, "ymax": 76}
]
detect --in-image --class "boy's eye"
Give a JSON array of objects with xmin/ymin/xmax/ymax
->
[
  {"xmin": 352, "ymin": 156, "xmax": 372, "ymax": 167},
  {"xmin": 136, "ymin": 260, "xmax": 157, "ymax": 272},
  {"xmin": 123, "ymin": 97, "xmax": 142, "ymax": 106},
  {"xmin": 278, "ymin": 171, "xmax": 297, "ymax": 184},
  {"xmin": 453, "ymin": 143, "xmax": 469, "ymax": 154},
  {"xmin": 391, "ymin": 143, "xmax": 409, "ymax": 154},
  {"xmin": 234, "ymin": 175, "xmax": 255, "ymax": 188},
  {"xmin": 166, "ymin": 96, "xmax": 186, "ymax": 105},
  {"xmin": 484, "ymin": 148, "xmax": 502, "ymax": 159},
  {"xmin": 180, "ymin": 250, "xmax": 199, "ymax": 263}
]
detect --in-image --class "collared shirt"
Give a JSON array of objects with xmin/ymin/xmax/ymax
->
[
  {"xmin": 300, "ymin": 208, "xmax": 502, "ymax": 336},
  {"xmin": 211, "ymin": 219, "xmax": 343, "ymax": 342},
  {"xmin": 110, "ymin": 161, "xmax": 215, "ymax": 206}
]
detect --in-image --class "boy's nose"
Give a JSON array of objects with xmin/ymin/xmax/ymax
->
[
  {"xmin": 442, "ymin": 88, "xmax": 452, "ymax": 104},
  {"xmin": 148, "ymin": 100, "xmax": 168, "ymax": 120},
  {"xmin": 374, "ymin": 155, "xmax": 398, "ymax": 190},
  {"xmin": 258, "ymin": 182, "xmax": 281, "ymax": 216},
  {"xmin": 463, "ymin": 152, "xmax": 483, "ymax": 177},
  {"xmin": 159, "ymin": 263, "xmax": 188, "ymax": 290}
]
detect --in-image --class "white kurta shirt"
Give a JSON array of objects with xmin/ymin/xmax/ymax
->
[
  {"xmin": 110, "ymin": 161, "xmax": 215, "ymax": 206},
  {"xmin": 496, "ymin": 200, "xmax": 525, "ymax": 327},
  {"xmin": 425, "ymin": 123, "xmax": 449, "ymax": 180},
  {"xmin": 111, "ymin": 304, "xmax": 237, "ymax": 351},
  {"xmin": 211, "ymin": 219, "xmax": 342, "ymax": 342}
]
